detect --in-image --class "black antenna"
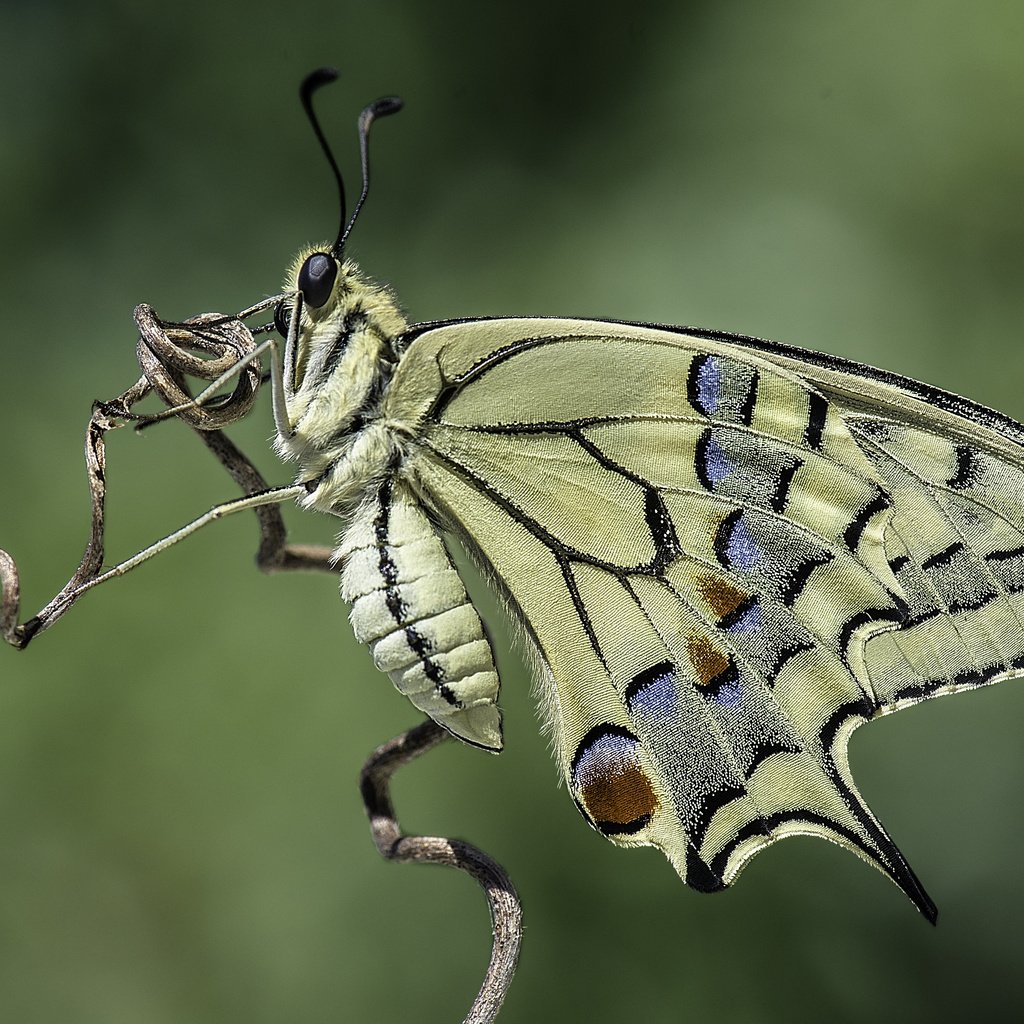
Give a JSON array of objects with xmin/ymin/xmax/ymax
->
[
  {"xmin": 300, "ymin": 69, "xmax": 347, "ymax": 241},
  {"xmin": 298, "ymin": 68, "xmax": 403, "ymax": 259},
  {"xmin": 336, "ymin": 95, "xmax": 404, "ymax": 254}
]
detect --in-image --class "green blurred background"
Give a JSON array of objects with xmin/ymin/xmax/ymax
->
[{"xmin": 1, "ymin": 2, "xmax": 1023, "ymax": 1021}]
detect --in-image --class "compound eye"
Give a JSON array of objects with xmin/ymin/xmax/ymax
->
[{"xmin": 297, "ymin": 252, "xmax": 338, "ymax": 308}]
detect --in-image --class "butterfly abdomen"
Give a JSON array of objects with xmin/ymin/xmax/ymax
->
[{"xmin": 336, "ymin": 477, "xmax": 503, "ymax": 751}]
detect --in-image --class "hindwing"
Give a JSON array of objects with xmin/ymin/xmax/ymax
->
[{"xmin": 384, "ymin": 317, "xmax": 1024, "ymax": 917}]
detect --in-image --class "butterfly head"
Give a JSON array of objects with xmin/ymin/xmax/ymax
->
[
  {"xmin": 270, "ymin": 71, "xmax": 407, "ymax": 470},
  {"xmin": 273, "ymin": 242, "xmax": 406, "ymax": 470}
]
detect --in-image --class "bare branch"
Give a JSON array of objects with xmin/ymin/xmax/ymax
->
[
  {"xmin": 360, "ymin": 722, "xmax": 523, "ymax": 1023},
  {"xmin": 0, "ymin": 307, "xmax": 283, "ymax": 648},
  {"xmin": 0, "ymin": 376, "xmax": 150, "ymax": 648},
  {"xmin": 0, "ymin": 549, "xmax": 22, "ymax": 649},
  {"xmin": 133, "ymin": 304, "xmax": 263, "ymax": 430},
  {"xmin": 0, "ymin": 305, "xmax": 524, "ymax": 1023}
]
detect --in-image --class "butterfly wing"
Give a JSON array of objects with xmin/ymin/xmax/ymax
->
[
  {"xmin": 382, "ymin": 317, "xmax": 1024, "ymax": 917},
  {"xmin": 703, "ymin": 332, "xmax": 1024, "ymax": 714}
]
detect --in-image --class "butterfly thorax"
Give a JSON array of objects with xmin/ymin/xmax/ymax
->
[{"xmin": 276, "ymin": 250, "xmax": 409, "ymax": 515}]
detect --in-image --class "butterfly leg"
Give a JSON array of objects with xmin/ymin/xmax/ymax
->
[
  {"xmin": 69, "ymin": 484, "xmax": 305, "ymax": 593},
  {"xmin": 4, "ymin": 481, "xmax": 305, "ymax": 649},
  {"xmin": 131, "ymin": 302, "xmax": 330, "ymax": 570},
  {"xmin": 193, "ymin": 429, "xmax": 335, "ymax": 574}
]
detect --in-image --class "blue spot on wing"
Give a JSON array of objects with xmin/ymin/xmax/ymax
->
[
  {"xmin": 704, "ymin": 436, "xmax": 732, "ymax": 484},
  {"xmin": 697, "ymin": 356, "xmax": 722, "ymax": 415},
  {"xmin": 713, "ymin": 678, "xmax": 743, "ymax": 708},
  {"xmin": 724, "ymin": 598, "xmax": 762, "ymax": 633},
  {"xmin": 725, "ymin": 515, "xmax": 762, "ymax": 570},
  {"xmin": 571, "ymin": 729, "xmax": 641, "ymax": 789},
  {"xmin": 626, "ymin": 661, "xmax": 677, "ymax": 717}
]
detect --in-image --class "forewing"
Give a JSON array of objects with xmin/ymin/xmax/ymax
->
[
  {"xmin": 386, "ymin": 317, "xmax": 1024, "ymax": 916},
  {"xmin": 681, "ymin": 324, "xmax": 1024, "ymax": 713}
]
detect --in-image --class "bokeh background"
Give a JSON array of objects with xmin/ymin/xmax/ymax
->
[{"xmin": 2, "ymin": 2, "xmax": 1024, "ymax": 1022}]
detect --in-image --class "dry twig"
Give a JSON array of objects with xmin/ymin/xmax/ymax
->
[
  {"xmin": 361, "ymin": 722, "xmax": 523, "ymax": 1023},
  {"xmin": 0, "ymin": 303, "xmax": 524, "ymax": 1020}
]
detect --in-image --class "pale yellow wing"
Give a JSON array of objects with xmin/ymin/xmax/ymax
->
[{"xmin": 382, "ymin": 317, "xmax": 1024, "ymax": 918}]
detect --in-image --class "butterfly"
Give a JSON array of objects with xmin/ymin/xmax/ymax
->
[
  {"xmin": 15, "ymin": 69, "xmax": 1024, "ymax": 927},
  {"xmin": 237, "ymin": 70, "xmax": 1024, "ymax": 924}
]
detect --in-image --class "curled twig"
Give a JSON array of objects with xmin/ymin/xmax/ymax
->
[
  {"xmin": 0, "ymin": 307, "xmax": 264, "ymax": 648},
  {"xmin": 0, "ymin": 380, "xmax": 147, "ymax": 648},
  {"xmin": 360, "ymin": 721, "xmax": 522, "ymax": 1024},
  {"xmin": 133, "ymin": 304, "xmax": 263, "ymax": 429},
  {"xmin": 0, "ymin": 549, "xmax": 21, "ymax": 649},
  {"xmin": 0, "ymin": 304, "xmax": 524, "ymax": 1018}
]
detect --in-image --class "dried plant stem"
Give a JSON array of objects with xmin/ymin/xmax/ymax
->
[
  {"xmin": 0, "ymin": 379, "xmax": 149, "ymax": 648},
  {"xmin": 0, "ymin": 304, "xmax": 524, "ymax": 1020},
  {"xmin": 360, "ymin": 722, "xmax": 523, "ymax": 1024},
  {"xmin": 0, "ymin": 307, "xmax": 330, "ymax": 648}
]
